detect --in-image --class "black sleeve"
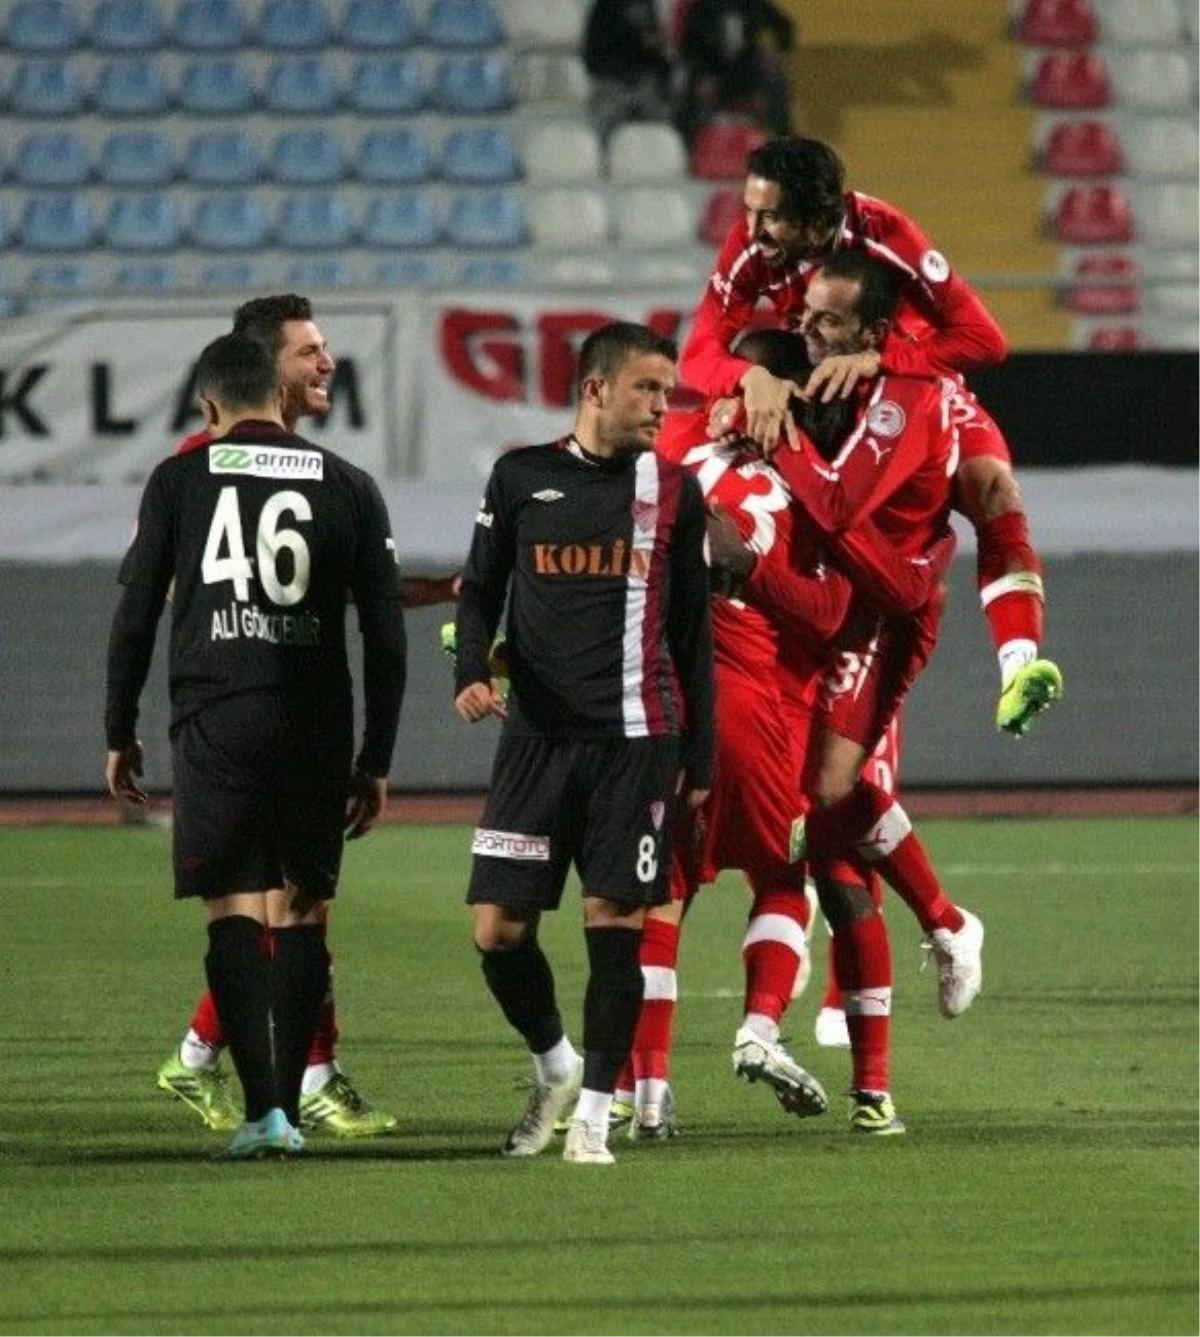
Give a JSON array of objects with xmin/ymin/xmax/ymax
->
[
  {"xmin": 104, "ymin": 466, "xmax": 176, "ymax": 750},
  {"xmin": 666, "ymin": 472, "xmax": 716, "ymax": 789},
  {"xmin": 454, "ymin": 465, "xmax": 515, "ymax": 697},
  {"xmin": 349, "ymin": 474, "xmax": 408, "ymax": 777}
]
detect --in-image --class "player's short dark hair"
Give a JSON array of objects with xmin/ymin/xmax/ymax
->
[
  {"xmin": 195, "ymin": 333, "xmax": 280, "ymax": 412},
  {"xmin": 231, "ymin": 293, "xmax": 314, "ymax": 359},
  {"xmin": 745, "ymin": 136, "xmax": 846, "ymax": 230},
  {"xmin": 816, "ymin": 249, "xmax": 903, "ymax": 327},
  {"xmin": 577, "ymin": 322, "xmax": 677, "ymax": 390},
  {"xmin": 732, "ymin": 328, "xmax": 809, "ymax": 381}
]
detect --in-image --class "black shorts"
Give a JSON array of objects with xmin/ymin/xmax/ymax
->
[
  {"xmin": 171, "ymin": 693, "xmax": 352, "ymax": 902},
  {"xmin": 467, "ymin": 734, "xmax": 680, "ymax": 913}
]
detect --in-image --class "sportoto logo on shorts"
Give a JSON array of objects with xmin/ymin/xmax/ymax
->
[
  {"xmin": 472, "ymin": 828, "xmax": 551, "ymax": 860},
  {"xmin": 209, "ymin": 446, "xmax": 324, "ymax": 480}
]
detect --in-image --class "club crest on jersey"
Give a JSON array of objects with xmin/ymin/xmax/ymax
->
[
  {"xmin": 866, "ymin": 401, "xmax": 906, "ymax": 439},
  {"xmin": 649, "ymin": 801, "xmax": 665, "ymax": 830},
  {"xmin": 532, "ymin": 489, "xmax": 564, "ymax": 502},
  {"xmin": 209, "ymin": 445, "xmax": 323, "ymax": 480},
  {"xmin": 632, "ymin": 498, "xmax": 658, "ymax": 532},
  {"xmin": 919, "ymin": 249, "xmax": 950, "ymax": 284}
]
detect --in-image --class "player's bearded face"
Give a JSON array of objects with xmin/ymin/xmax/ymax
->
[
  {"xmin": 597, "ymin": 353, "xmax": 676, "ymax": 454},
  {"xmin": 744, "ymin": 176, "xmax": 836, "ymax": 267},
  {"xmin": 796, "ymin": 275, "xmax": 870, "ymax": 364},
  {"xmin": 276, "ymin": 319, "xmax": 335, "ymax": 425}
]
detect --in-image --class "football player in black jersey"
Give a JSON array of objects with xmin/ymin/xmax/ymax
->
[
  {"xmin": 454, "ymin": 321, "xmax": 715, "ymax": 1165},
  {"xmin": 106, "ymin": 333, "xmax": 407, "ymax": 1158}
]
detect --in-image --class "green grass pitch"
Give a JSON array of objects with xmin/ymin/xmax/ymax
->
[{"xmin": 0, "ymin": 817, "xmax": 1196, "ymax": 1336}]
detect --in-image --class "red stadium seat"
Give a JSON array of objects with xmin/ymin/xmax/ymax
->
[
  {"xmin": 1017, "ymin": 0, "xmax": 1097, "ymax": 46},
  {"xmin": 699, "ymin": 188, "xmax": 743, "ymax": 245},
  {"xmin": 1042, "ymin": 119, "xmax": 1123, "ymax": 176},
  {"xmin": 1085, "ymin": 325, "xmax": 1144, "ymax": 350},
  {"xmin": 1030, "ymin": 51, "xmax": 1110, "ymax": 108},
  {"xmin": 690, "ymin": 121, "xmax": 766, "ymax": 180},
  {"xmin": 1066, "ymin": 254, "xmax": 1140, "ymax": 314},
  {"xmin": 1052, "ymin": 185, "xmax": 1134, "ymax": 243}
]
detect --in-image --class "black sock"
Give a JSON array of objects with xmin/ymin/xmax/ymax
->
[
  {"xmin": 582, "ymin": 926, "xmax": 644, "ymax": 1094},
  {"xmin": 205, "ymin": 916, "xmax": 274, "ymax": 1121},
  {"xmin": 479, "ymin": 935, "xmax": 564, "ymax": 1056},
  {"xmin": 270, "ymin": 924, "xmax": 331, "ymax": 1127}
]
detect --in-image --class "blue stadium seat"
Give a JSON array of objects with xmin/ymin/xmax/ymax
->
[
  {"xmin": 20, "ymin": 194, "xmax": 95, "ymax": 252},
  {"xmin": 286, "ymin": 256, "xmax": 353, "ymax": 287},
  {"xmin": 347, "ymin": 56, "xmax": 424, "ymax": 113},
  {"xmin": 447, "ymin": 190, "xmax": 526, "ymax": 248},
  {"xmin": 359, "ymin": 191, "xmax": 440, "ymax": 248},
  {"xmin": 458, "ymin": 256, "xmax": 525, "ymax": 286},
  {"xmin": 105, "ymin": 193, "xmax": 183, "ymax": 252},
  {"xmin": 375, "ymin": 255, "xmax": 446, "ymax": 287},
  {"xmin": 276, "ymin": 192, "xmax": 354, "ymax": 249},
  {"xmin": 264, "ymin": 57, "xmax": 340, "ymax": 114},
  {"xmin": 95, "ymin": 58, "xmax": 171, "ymax": 116},
  {"xmin": 90, "ymin": 0, "xmax": 165, "ymax": 51},
  {"xmin": 173, "ymin": 0, "xmax": 247, "ymax": 49},
  {"xmin": 441, "ymin": 127, "xmax": 520, "ymax": 184},
  {"xmin": 8, "ymin": 60, "xmax": 83, "ymax": 116},
  {"xmin": 115, "ymin": 260, "xmax": 180, "ymax": 291},
  {"xmin": 432, "ymin": 55, "xmax": 512, "ymax": 114},
  {"xmin": 6, "ymin": 0, "xmax": 76, "ymax": 52},
  {"xmin": 202, "ymin": 258, "xmax": 263, "ymax": 288},
  {"xmin": 28, "ymin": 261, "xmax": 92, "ymax": 297},
  {"xmin": 269, "ymin": 129, "xmax": 344, "ymax": 185},
  {"xmin": 180, "ymin": 57, "xmax": 255, "ymax": 114},
  {"xmin": 191, "ymin": 193, "xmax": 269, "ymax": 250},
  {"xmin": 344, "ymin": 0, "xmax": 418, "ymax": 48},
  {"xmin": 355, "ymin": 128, "xmax": 433, "ymax": 184},
  {"xmin": 0, "ymin": 204, "xmax": 10, "ymax": 245},
  {"xmin": 99, "ymin": 130, "xmax": 174, "ymax": 186},
  {"xmin": 15, "ymin": 133, "xmax": 90, "ymax": 188},
  {"xmin": 258, "ymin": 0, "xmax": 332, "ymax": 48},
  {"xmin": 425, "ymin": 0, "xmax": 504, "ymax": 48},
  {"xmin": 184, "ymin": 130, "xmax": 261, "ymax": 185}
]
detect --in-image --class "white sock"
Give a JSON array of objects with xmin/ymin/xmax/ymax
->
[
  {"xmin": 742, "ymin": 1011, "xmax": 779, "ymax": 1044},
  {"xmin": 573, "ymin": 1087, "xmax": 613, "ymax": 1128},
  {"xmin": 635, "ymin": 1077, "xmax": 668, "ymax": 1113},
  {"xmin": 533, "ymin": 1036, "xmax": 579, "ymax": 1086},
  {"xmin": 179, "ymin": 1029, "xmax": 219, "ymax": 1071},
  {"xmin": 301, "ymin": 1061, "xmax": 337, "ymax": 1096},
  {"xmin": 998, "ymin": 638, "xmax": 1038, "ymax": 688}
]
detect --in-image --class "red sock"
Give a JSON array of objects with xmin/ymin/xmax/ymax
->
[
  {"xmin": 976, "ymin": 511, "xmax": 1044, "ymax": 653},
  {"xmin": 819, "ymin": 869, "xmax": 883, "ymax": 1010},
  {"xmin": 189, "ymin": 990, "xmax": 225, "ymax": 1048},
  {"xmin": 305, "ymin": 941, "xmax": 337, "ymax": 1067},
  {"xmin": 832, "ymin": 910, "xmax": 892, "ymax": 1093},
  {"xmin": 741, "ymin": 887, "xmax": 809, "ymax": 1023},
  {"xmin": 630, "ymin": 917, "xmax": 681, "ymax": 1082}
]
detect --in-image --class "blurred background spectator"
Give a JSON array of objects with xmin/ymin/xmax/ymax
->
[{"xmin": 583, "ymin": 0, "xmax": 679, "ymax": 145}]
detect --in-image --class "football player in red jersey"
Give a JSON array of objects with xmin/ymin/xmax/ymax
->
[
  {"xmin": 682, "ymin": 135, "xmax": 1062, "ymax": 743},
  {"xmin": 157, "ymin": 295, "xmax": 456, "ymax": 1139}
]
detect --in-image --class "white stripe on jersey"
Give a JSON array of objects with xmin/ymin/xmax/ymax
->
[
  {"xmin": 621, "ymin": 452, "xmax": 659, "ymax": 737},
  {"xmin": 826, "ymin": 378, "xmax": 886, "ymax": 473}
]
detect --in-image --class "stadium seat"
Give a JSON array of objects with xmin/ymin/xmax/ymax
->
[
  {"xmin": 520, "ymin": 123, "xmax": 601, "ymax": 185},
  {"xmin": 1099, "ymin": 0, "xmax": 1180, "ymax": 43},
  {"xmin": 1015, "ymin": 0, "xmax": 1097, "ymax": 45},
  {"xmin": 1041, "ymin": 120, "xmax": 1122, "ymax": 176},
  {"xmin": 20, "ymin": 194, "xmax": 94, "ymax": 252},
  {"xmin": 623, "ymin": 251, "xmax": 710, "ymax": 285},
  {"xmin": 699, "ymin": 188, "xmax": 743, "ymax": 245},
  {"xmin": 15, "ymin": 133, "xmax": 90, "ymax": 188},
  {"xmin": 184, "ymin": 130, "xmax": 261, "ymax": 185},
  {"xmin": 355, "ymin": 128, "xmax": 432, "ymax": 183},
  {"xmin": 1143, "ymin": 317, "xmax": 1200, "ymax": 349},
  {"xmin": 1184, "ymin": 0, "xmax": 1200, "ymax": 43},
  {"xmin": 1084, "ymin": 324, "xmax": 1143, "ymax": 349},
  {"xmin": 1065, "ymin": 254, "xmax": 1140, "ymax": 314},
  {"xmin": 191, "ymin": 193, "xmax": 269, "ymax": 250},
  {"xmin": 99, "ymin": 130, "xmax": 175, "ymax": 186},
  {"xmin": 512, "ymin": 52, "xmax": 590, "ymax": 105},
  {"xmin": 89, "ymin": 0, "xmax": 165, "ymax": 50},
  {"xmin": 614, "ymin": 186, "xmax": 694, "ymax": 248},
  {"xmin": 180, "ymin": 58, "xmax": 256, "ymax": 114},
  {"xmin": 104, "ymin": 193, "xmax": 183, "ymax": 251},
  {"xmin": 536, "ymin": 254, "xmax": 617, "ymax": 286},
  {"xmin": 359, "ymin": 191, "xmax": 441, "ymax": 248},
  {"xmin": 286, "ymin": 256, "xmax": 353, "ymax": 287},
  {"xmin": 94, "ymin": 57, "xmax": 170, "ymax": 116},
  {"xmin": 689, "ymin": 120, "xmax": 766, "ymax": 180},
  {"xmin": 1146, "ymin": 282, "xmax": 1198, "ymax": 321},
  {"xmin": 1119, "ymin": 117, "xmax": 1198, "ymax": 179},
  {"xmin": 347, "ymin": 56, "xmax": 424, "ymax": 113},
  {"xmin": 446, "ymin": 190, "xmax": 527, "ymax": 249},
  {"xmin": 375, "ymin": 255, "xmax": 446, "ymax": 287},
  {"xmin": 433, "ymin": 55, "xmax": 513, "ymax": 114},
  {"xmin": 608, "ymin": 123, "xmax": 688, "ymax": 183},
  {"xmin": 1030, "ymin": 52, "xmax": 1110, "ymax": 109},
  {"xmin": 1052, "ymin": 184, "xmax": 1134, "ymax": 243},
  {"xmin": 425, "ymin": 0, "xmax": 504, "ymax": 48},
  {"xmin": 257, "ymin": 0, "xmax": 332, "ymax": 48},
  {"xmin": 528, "ymin": 187, "xmax": 609, "ymax": 249},
  {"xmin": 441, "ymin": 127, "xmax": 521, "ymax": 184},
  {"xmin": 1134, "ymin": 183, "xmax": 1199, "ymax": 248},
  {"xmin": 1107, "ymin": 51, "xmax": 1193, "ymax": 111},
  {"xmin": 9, "ymin": 60, "xmax": 84, "ymax": 116},
  {"xmin": 6, "ymin": 0, "xmax": 76, "ymax": 52},
  {"xmin": 115, "ymin": 260, "xmax": 180, "ymax": 291},
  {"xmin": 504, "ymin": 0, "xmax": 585, "ymax": 49},
  {"xmin": 173, "ymin": 0, "xmax": 247, "ymax": 49},
  {"xmin": 276, "ymin": 192, "xmax": 354, "ymax": 249},
  {"xmin": 28, "ymin": 261, "xmax": 92, "ymax": 297},
  {"xmin": 269, "ymin": 129, "xmax": 344, "ymax": 185},
  {"xmin": 458, "ymin": 256, "xmax": 526, "ymax": 286},
  {"xmin": 202, "ymin": 258, "xmax": 264, "ymax": 288},
  {"xmin": 264, "ymin": 57, "xmax": 341, "ymax": 114},
  {"xmin": 343, "ymin": 0, "xmax": 419, "ymax": 48}
]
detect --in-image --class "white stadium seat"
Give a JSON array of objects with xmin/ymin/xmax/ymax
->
[
  {"xmin": 607, "ymin": 123, "xmax": 688, "ymax": 183},
  {"xmin": 528, "ymin": 187, "xmax": 610, "ymax": 249},
  {"xmin": 512, "ymin": 52, "xmax": 590, "ymax": 106},
  {"xmin": 1118, "ymin": 116, "xmax": 1198, "ymax": 179},
  {"xmin": 1106, "ymin": 50, "xmax": 1193, "ymax": 110},
  {"xmin": 501, "ymin": 0, "xmax": 586, "ymax": 49},
  {"xmin": 614, "ymin": 186, "xmax": 694, "ymax": 249},
  {"xmin": 1097, "ymin": 0, "xmax": 1181, "ymax": 44},
  {"xmin": 521, "ymin": 122, "xmax": 603, "ymax": 184}
]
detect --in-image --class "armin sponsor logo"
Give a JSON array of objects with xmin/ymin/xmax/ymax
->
[
  {"xmin": 471, "ymin": 829, "xmax": 551, "ymax": 860},
  {"xmin": 209, "ymin": 446, "xmax": 323, "ymax": 480}
]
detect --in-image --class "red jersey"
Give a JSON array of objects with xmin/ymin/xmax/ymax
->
[{"xmin": 682, "ymin": 190, "xmax": 1008, "ymax": 397}]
